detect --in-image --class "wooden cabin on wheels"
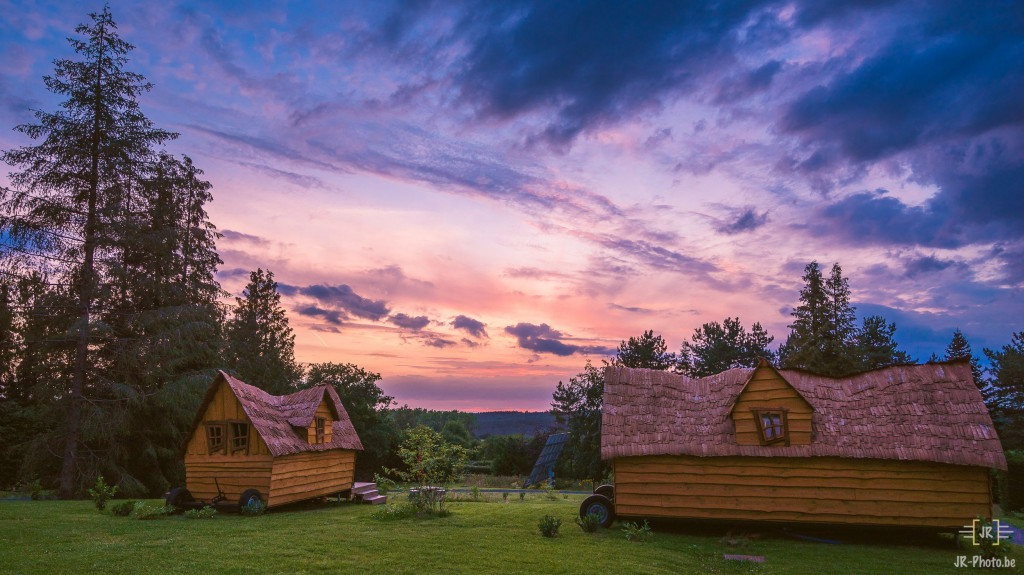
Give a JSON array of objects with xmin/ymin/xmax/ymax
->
[
  {"xmin": 167, "ymin": 371, "xmax": 364, "ymax": 511},
  {"xmin": 581, "ymin": 359, "xmax": 1006, "ymax": 529}
]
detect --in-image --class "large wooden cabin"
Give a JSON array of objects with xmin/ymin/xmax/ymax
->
[
  {"xmin": 175, "ymin": 371, "xmax": 363, "ymax": 509},
  {"xmin": 600, "ymin": 360, "xmax": 1006, "ymax": 528}
]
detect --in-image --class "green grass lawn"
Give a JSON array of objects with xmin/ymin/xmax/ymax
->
[{"xmin": 0, "ymin": 496, "xmax": 1016, "ymax": 574}]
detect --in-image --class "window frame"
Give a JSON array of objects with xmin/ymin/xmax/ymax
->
[
  {"xmin": 315, "ymin": 417, "xmax": 326, "ymax": 444},
  {"xmin": 228, "ymin": 420, "xmax": 250, "ymax": 455},
  {"xmin": 205, "ymin": 422, "xmax": 226, "ymax": 455},
  {"xmin": 751, "ymin": 408, "xmax": 789, "ymax": 446}
]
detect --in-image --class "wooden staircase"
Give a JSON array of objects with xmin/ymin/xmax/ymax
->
[{"xmin": 352, "ymin": 482, "xmax": 387, "ymax": 505}]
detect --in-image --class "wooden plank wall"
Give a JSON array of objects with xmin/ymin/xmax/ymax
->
[
  {"xmin": 614, "ymin": 455, "xmax": 991, "ymax": 528},
  {"xmin": 269, "ymin": 449, "xmax": 356, "ymax": 507},
  {"xmin": 304, "ymin": 401, "xmax": 334, "ymax": 444},
  {"xmin": 184, "ymin": 379, "xmax": 273, "ymax": 502},
  {"xmin": 733, "ymin": 368, "xmax": 812, "ymax": 445}
]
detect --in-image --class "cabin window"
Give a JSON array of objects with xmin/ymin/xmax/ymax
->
[
  {"xmin": 315, "ymin": 417, "xmax": 326, "ymax": 444},
  {"xmin": 753, "ymin": 409, "xmax": 788, "ymax": 445},
  {"xmin": 205, "ymin": 423, "xmax": 226, "ymax": 455},
  {"xmin": 229, "ymin": 421, "xmax": 249, "ymax": 455}
]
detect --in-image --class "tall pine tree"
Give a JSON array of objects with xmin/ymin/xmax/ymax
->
[
  {"xmin": 224, "ymin": 269, "xmax": 303, "ymax": 394},
  {"xmin": 984, "ymin": 332, "xmax": 1024, "ymax": 450},
  {"xmin": 611, "ymin": 330, "xmax": 676, "ymax": 370},
  {"xmin": 944, "ymin": 329, "xmax": 984, "ymax": 386},
  {"xmin": 0, "ymin": 6, "xmax": 175, "ymax": 496},
  {"xmin": 780, "ymin": 262, "xmax": 861, "ymax": 376},
  {"xmin": 676, "ymin": 317, "xmax": 776, "ymax": 377},
  {"xmin": 856, "ymin": 315, "xmax": 913, "ymax": 370}
]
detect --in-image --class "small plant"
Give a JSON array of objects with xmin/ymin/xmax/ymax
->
[
  {"xmin": 111, "ymin": 500, "xmax": 136, "ymax": 517},
  {"xmin": 538, "ymin": 515, "xmax": 562, "ymax": 538},
  {"xmin": 240, "ymin": 498, "xmax": 267, "ymax": 517},
  {"xmin": 88, "ymin": 475, "xmax": 118, "ymax": 511},
  {"xmin": 965, "ymin": 516, "xmax": 1004, "ymax": 560},
  {"xmin": 370, "ymin": 503, "xmax": 417, "ymax": 521},
  {"xmin": 502, "ymin": 492, "xmax": 509, "ymax": 502},
  {"xmin": 184, "ymin": 505, "xmax": 217, "ymax": 519},
  {"xmin": 621, "ymin": 520, "xmax": 653, "ymax": 542},
  {"xmin": 519, "ymin": 492, "xmax": 525, "ymax": 502},
  {"xmin": 373, "ymin": 473, "xmax": 397, "ymax": 495},
  {"xmin": 132, "ymin": 502, "xmax": 171, "ymax": 520},
  {"xmin": 543, "ymin": 486, "xmax": 558, "ymax": 501},
  {"xmin": 575, "ymin": 512, "xmax": 601, "ymax": 533},
  {"xmin": 470, "ymin": 486, "xmax": 481, "ymax": 501},
  {"xmin": 29, "ymin": 479, "xmax": 43, "ymax": 501}
]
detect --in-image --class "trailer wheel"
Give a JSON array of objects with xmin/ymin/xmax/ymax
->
[
  {"xmin": 580, "ymin": 494, "xmax": 615, "ymax": 528},
  {"xmin": 166, "ymin": 487, "xmax": 194, "ymax": 509},
  {"xmin": 594, "ymin": 484, "xmax": 615, "ymax": 501},
  {"xmin": 239, "ymin": 489, "xmax": 264, "ymax": 510}
]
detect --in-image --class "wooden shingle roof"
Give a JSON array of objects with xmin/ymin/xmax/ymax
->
[
  {"xmin": 182, "ymin": 371, "xmax": 363, "ymax": 457},
  {"xmin": 601, "ymin": 360, "xmax": 1006, "ymax": 470}
]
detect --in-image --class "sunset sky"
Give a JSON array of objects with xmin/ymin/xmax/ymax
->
[{"xmin": 1, "ymin": 1, "xmax": 1022, "ymax": 410}]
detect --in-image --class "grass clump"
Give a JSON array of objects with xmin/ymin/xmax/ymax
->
[
  {"xmin": 621, "ymin": 520, "xmax": 653, "ymax": 543},
  {"xmin": 184, "ymin": 506, "xmax": 217, "ymax": 520},
  {"xmin": 538, "ymin": 514, "xmax": 562, "ymax": 538},
  {"xmin": 370, "ymin": 503, "xmax": 417, "ymax": 521},
  {"xmin": 132, "ymin": 502, "xmax": 172, "ymax": 520}
]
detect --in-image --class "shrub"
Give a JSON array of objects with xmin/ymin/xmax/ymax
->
[
  {"xmin": 575, "ymin": 512, "xmax": 600, "ymax": 533},
  {"xmin": 370, "ymin": 503, "xmax": 417, "ymax": 521},
  {"xmin": 538, "ymin": 515, "xmax": 562, "ymax": 538},
  {"xmin": 502, "ymin": 492, "xmax": 509, "ymax": 502},
  {"xmin": 391, "ymin": 426, "xmax": 468, "ymax": 514},
  {"xmin": 622, "ymin": 520, "xmax": 653, "ymax": 542},
  {"xmin": 184, "ymin": 506, "xmax": 217, "ymax": 520},
  {"xmin": 29, "ymin": 479, "xmax": 43, "ymax": 501},
  {"xmin": 373, "ymin": 473, "xmax": 397, "ymax": 495},
  {"xmin": 132, "ymin": 502, "xmax": 171, "ymax": 520},
  {"xmin": 543, "ymin": 486, "xmax": 558, "ymax": 501},
  {"xmin": 470, "ymin": 486, "xmax": 481, "ymax": 502},
  {"xmin": 240, "ymin": 498, "xmax": 266, "ymax": 517},
  {"xmin": 88, "ymin": 475, "xmax": 118, "ymax": 511},
  {"xmin": 964, "ymin": 516, "xmax": 1004, "ymax": 560},
  {"xmin": 519, "ymin": 492, "xmax": 525, "ymax": 502},
  {"xmin": 111, "ymin": 501, "xmax": 136, "ymax": 517}
]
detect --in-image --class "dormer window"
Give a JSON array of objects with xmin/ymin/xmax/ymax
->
[
  {"xmin": 206, "ymin": 422, "xmax": 226, "ymax": 455},
  {"xmin": 315, "ymin": 417, "xmax": 326, "ymax": 444},
  {"xmin": 752, "ymin": 409, "xmax": 788, "ymax": 446}
]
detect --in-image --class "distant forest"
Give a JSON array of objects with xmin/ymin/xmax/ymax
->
[{"xmin": 470, "ymin": 411, "xmax": 561, "ymax": 438}]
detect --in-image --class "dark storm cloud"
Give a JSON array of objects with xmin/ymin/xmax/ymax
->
[
  {"xmin": 294, "ymin": 304, "xmax": 346, "ymax": 326},
  {"xmin": 714, "ymin": 60, "xmax": 782, "ymax": 104},
  {"xmin": 220, "ymin": 229, "xmax": 269, "ymax": 245},
  {"xmin": 389, "ymin": 313, "xmax": 431, "ymax": 330},
  {"xmin": 424, "ymin": 337, "xmax": 457, "ymax": 349},
  {"xmin": 715, "ymin": 208, "xmax": 769, "ymax": 235},
  {"xmin": 454, "ymin": 1, "xmax": 775, "ymax": 146},
  {"xmin": 452, "ymin": 315, "xmax": 487, "ymax": 338},
  {"xmin": 504, "ymin": 322, "xmax": 613, "ymax": 357},
  {"xmin": 279, "ymin": 283, "xmax": 391, "ymax": 321},
  {"xmin": 810, "ymin": 191, "xmax": 956, "ymax": 248},
  {"xmin": 902, "ymin": 254, "xmax": 964, "ymax": 278}
]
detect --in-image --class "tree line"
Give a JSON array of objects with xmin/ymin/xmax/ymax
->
[{"xmin": 552, "ymin": 262, "xmax": 1024, "ymax": 480}]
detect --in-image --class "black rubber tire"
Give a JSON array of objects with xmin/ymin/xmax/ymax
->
[
  {"xmin": 166, "ymin": 487, "xmax": 194, "ymax": 509},
  {"xmin": 579, "ymin": 494, "xmax": 615, "ymax": 528},
  {"xmin": 594, "ymin": 484, "xmax": 615, "ymax": 501},
  {"xmin": 239, "ymin": 489, "xmax": 263, "ymax": 509}
]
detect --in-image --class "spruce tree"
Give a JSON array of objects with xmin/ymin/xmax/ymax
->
[
  {"xmin": 856, "ymin": 315, "xmax": 913, "ymax": 370},
  {"xmin": 984, "ymin": 332, "xmax": 1024, "ymax": 450},
  {"xmin": 944, "ymin": 329, "xmax": 983, "ymax": 386},
  {"xmin": 676, "ymin": 317, "xmax": 775, "ymax": 377},
  {"xmin": 779, "ymin": 262, "xmax": 827, "ymax": 371},
  {"xmin": 225, "ymin": 269, "xmax": 304, "ymax": 394},
  {"xmin": 822, "ymin": 263, "xmax": 858, "ymax": 375},
  {"xmin": 0, "ymin": 6, "xmax": 175, "ymax": 496}
]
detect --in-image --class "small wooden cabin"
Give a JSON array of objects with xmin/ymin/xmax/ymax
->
[
  {"xmin": 601, "ymin": 360, "xmax": 1006, "ymax": 528},
  {"xmin": 177, "ymin": 371, "xmax": 363, "ymax": 508}
]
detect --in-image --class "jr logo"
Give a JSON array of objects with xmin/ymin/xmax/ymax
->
[{"xmin": 958, "ymin": 519, "xmax": 1012, "ymax": 547}]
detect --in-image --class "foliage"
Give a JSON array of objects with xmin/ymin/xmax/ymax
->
[
  {"xmin": 370, "ymin": 503, "xmax": 417, "ymax": 521},
  {"xmin": 575, "ymin": 512, "xmax": 600, "ymax": 533},
  {"xmin": 538, "ymin": 514, "xmax": 562, "ymax": 537},
  {"xmin": 611, "ymin": 330, "xmax": 676, "ymax": 370},
  {"xmin": 995, "ymin": 451, "xmax": 1024, "ymax": 512},
  {"xmin": 184, "ymin": 506, "xmax": 217, "ymax": 520},
  {"xmin": 470, "ymin": 486, "xmax": 481, "ymax": 501},
  {"xmin": 110, "ymin": 500, "xmax": 136, "ymax": 517},
  {"xmin": 551, "ymin": 361, "xmax": 607, "ymax": 481},
  {"xmin": 389, "ymin": 407, "xmax": 478, "ymax": 436},
  {"xmin": 88, "ymin": 475, "xmax": 118, "ymax": 511},
  {"xmin": 520, "ymin": 492, "xmax": 526, "ymax": 502},
  {"xmin": 945, "ymin": 329, "xmax": 984, "ymax": 384},
  {"xmin": 392, "ymin": 426, "xmax": 468, "ymax": 514},
  {"xmin": 373, "ymin": 473, "xmax": 397, "ymax": 495},
  {"xmin": 29, "ymin": 480, "xmax": 43, "ymax": 501},
  {"xmin": 676, "ymin": 317, "xmax": 776, "ymax": 377},
  {"xmin": 984, "ymin": 332, "xmax": 1024, "ymax": 450},
  {"xmin": 780, "ymin": 262, "xmax": 861, "ymax": 376},
  {"xmin": 855, "ymin": 315, "xmax": 913, "ymax": 371},
  {"xmin": 481, "ymin": 433, "xmax": 543, "ymax": 476},
  {"xmin": 240, "ymin": 498, "xmax": 267, "ymax": 517},
  {"xmin": 621, "ymin": 520, "xmax": 653, "ymax": 542},
  {"xmin": 301, "ymin": 362, "xmax": 400, "ymax": 479},
  {"xmin": 965, "ymin": 516, "xmax": 1003, "ymax": 560},
  {"xmin": 224, "ymin": 269, "xmax": 303, "ymax": 394},
  {"xmin": 131, "ymin": 502, "xmax": 171, "ymax": 520}
]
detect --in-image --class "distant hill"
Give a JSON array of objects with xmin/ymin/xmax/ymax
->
[{"xmin": 470, "ymin": 411, "xmax": 563, "ymax": 438}]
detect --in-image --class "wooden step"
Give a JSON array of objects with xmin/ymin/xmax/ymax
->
[
  {"xmin": 363, "ymin": 494, "xmax": 387, "ymax": 505},
  {"xmin": 352, "ymin": 482, "xmax": 378, "ymax": 495}
]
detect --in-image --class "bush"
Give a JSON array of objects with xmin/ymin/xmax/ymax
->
[
  {"xmin": 88, "ymin": 475, "xmax": 118, "ymax": 511},
  {"xmin": 370, "ymin": 503, "xmax": 416, "ymax": 521},
  {"xmin": 538, "ymin": 515, "xmax": 562, "ymax": 538},
  {"xmin": 575, "ymin": 512, "xmax": 600, "ymax": 533},
  {"xmin": 111, "ymin": 501, "xmax": 136, "ymax": 517},
  {"xmin": 373, "ymin": 473, "xmax": 397, "ymax": 495},
  {"xmin": 470, "ymin": 486, "xmax": 481, "ymax": 501},
  {"xmin": 502, "ymin": 492, "xmax": 509, "ymax": 503},
  {"xmin": 240, "ymin": 498, "xmax": 266, "ymax": 517},
  {"xmin": 519, "ymin": 492, "xmax": 525, "ymax": 502},
  {"xmin": 964, "ymin": 516, "xmax": 1004, "ymax": 560},
  {"xmin": 132, "ymin": 502, "xmax": 172, "ymax": 520},
  {"xmin": 184, "ymin": 506, "xmax": 217, "ymax": 520},
  {"xmin": 29, "ymin": 479, "xmax": 43, "ymax": 501},
  {"xmin": 622, "ymin": 520, "xmax": 653, "ymax": 542}
]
